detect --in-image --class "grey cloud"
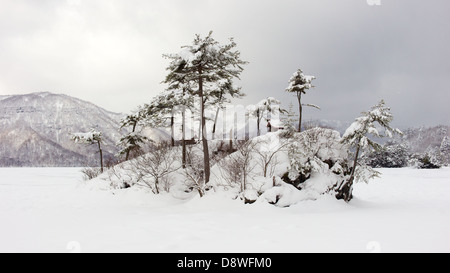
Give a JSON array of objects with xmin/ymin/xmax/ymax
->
[{"xmin": 0, "ymin": 0, "xmax": 449, "ymax": 129}]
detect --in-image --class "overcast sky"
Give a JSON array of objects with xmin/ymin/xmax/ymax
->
[{"xmin": 0, "ymin": 0, "xmax": 449, "ymax": 129}]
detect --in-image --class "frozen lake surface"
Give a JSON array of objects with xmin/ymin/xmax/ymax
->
[{"xmin": 0, "ymin": 167, "xmax": 449, "ymax": 253}]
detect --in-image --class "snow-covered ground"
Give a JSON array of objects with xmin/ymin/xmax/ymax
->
[{"xmin": 0, "ymin": 167, "xmax": 449, "ymax": 253}]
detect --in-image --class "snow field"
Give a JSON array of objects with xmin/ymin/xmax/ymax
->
[{"xmin": 0, "ymin": 167, "xmax": 449, "ymax": 253}]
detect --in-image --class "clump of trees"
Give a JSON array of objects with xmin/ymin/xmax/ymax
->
[
  {"xmin": 247, "ymin": 97, "xmax": 287, "ymax": 136},
  {"xmin": 364, "ymin": 129, "xmax": 449, "ymax": 169},
  {"xmin": 76, "ymin": 30, "xmax": 437, "ymax": 206},
  {"xmin": 364, "ymin": 143, "xmax": 409, "ymax": 168}
]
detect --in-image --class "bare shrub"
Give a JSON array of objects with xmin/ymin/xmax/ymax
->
[
  {"xmin": 218, "ymin": 140, "xmax": 259, "ymax": 193},
  {"xmin": 105, "ymin": 163, "xmax": 135, "ymax": 189},
  {"xmin": 129, "ymin": 142, "xmax": 180, "ymax": 194},
  {"xmin": 254, "ymin": 138, "xmax": 289, "ymax": 178},
  {"xmin": 81, "ymin": 167, "xmax": 102, "ymax": 181},
  {"xmin": 184, "ymin": 145, "xmax": 207, "ymax": 197}
]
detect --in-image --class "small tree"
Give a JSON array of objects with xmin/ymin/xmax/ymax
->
[
  {"xmin": 163, "ymin": 62, "xmax": 197, "ymax": 165},
  {"xmin": 337, "ymin": 100, "xmax": 402, "ymax": 202},
  {"xmin": 280, "ymin": 102, "xmax": 297, "ymax": 138},
  {"xmin": 163, "ymin": 31, "xmax": 247, "ymax": 185},
  {"xmin": 117, "ymin": 108, "xmax": 148, "ymax": 161},
  {"xmin": 255, "ymin": 138, "xmax": 288, "ymax": 178},
  {"xmin": 71, "ymin": 130, "xmax": 104, "ymax": 173},
  {"xmin": 141, "ymin": 92, "xmax": 179, "ymax": 146},
  {"xmin": 211, "ymin": 78, "xmax": 245, "ymax": 139},
  {"xmin": 247, "ymin": 97, "xmax": 287, "ymax": 136},
  {"xmin": 285, "ymin": 69, "xmax": 318, "ymax": 132}
]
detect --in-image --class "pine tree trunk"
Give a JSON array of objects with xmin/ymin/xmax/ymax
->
[
  {"xmin": 125, "ymin": 121, "xmax": 137, "ymax": 161},
  {"xmin": 98, "ymin": 140, "xmax": 104, "ymax": 173},
  {"xmin": 243, "ymin": 168, "xmax": 247, "ymax": 192},
  {"xmin": 229, "ymin": 129, "xmax": 233, "ymax": 152},
  {"xmin": 337, "ymin": 141, "xmax": 361, "ymax": 202},
  {"xmin": 256, "ymin": 110, "xmax": 261, "ymax": 136},
  {"xmin": 349, "ymin": 143, "xmax": 361, "ymax": 184},
  {"xmin": 297, "ymin": 92, "xmax": 302, "ymax": 132},
  {"xmin": 171, "ymin": 115, "xmax": 175, "ymax": 147},
  {"xmin": 212, "ymin": 107, "xmax": 220, "ymax": 140},
  {"xmin": 245, "ymin": 111, "xmax": 249, "ymax": 140},
  {"xmin": 182, "ymin": 103, "xmax": 186, "ymax": 169},
  {"xmin": 155, "ymin": 177, "xmax": 160, "ymax": 194},
  {"xmin": 199, "ymin": 66, "xmax": 210, "ymax": 184},
  {"xmin": 212, "ymin": 91, "xmax": 223, "ymax": 140}
]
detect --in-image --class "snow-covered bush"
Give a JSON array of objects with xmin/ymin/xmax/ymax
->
[
  {"xmin": 364, "ymin": 143, "xmax": 410, "ymax": 168},
  {"xmin": 280, "ymin": 128, "xmax": 352, "ymax": 200},
  {"xmin": 253, "ymin": 128, "xmax": 366, "ymax": 207},
  {"xmin": 287, "ymin": 128, "xmax": 350, "ymax": 184},
  {"xmin": 211, "ymin": 132, "xmax": 289, "ymax": 203},
  {"xmin": 414, "ymin": 146, "xmax": 444, "ymax": 169},
  {"xmin": 417, "ymin": 155, "xmax": 441, "ymax": 169},
  {"xmin": 81, "ymin": 167, "xmax": 102, "ymax": 181}
]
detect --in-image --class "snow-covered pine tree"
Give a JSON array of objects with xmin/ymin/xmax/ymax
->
[
  {"xmin": 247, "ymin": 97, "xmax": 287, "ymax": 136},
  {"xmin": 117, "ymin": 107, "xmax": 148, "ymax": 161},
  {"xmin": 71, "ymin": 130, "xmax": 104, "ymax": 173},
  {"xmin": 163, "ymin": 31, "xmax": 247, "ymax": 184},
  {"xmin": 209, "ymin": 78, "xmax": 245, "ymax": 139},
  {"xmin": 420, "ymin": 146, "xmax": 444, "ymax": 169},
  {"xmin": 337, "ymin": 100, "xmax": 402, "ymax": 202},
  {"xmin": 163, "ymin": 61, "xmax": 199, "ymax": 168},
  {"xmin": 280, "ymin": 102, "xmax": 297, "ymax": 138},
  {"xmin": 141, "ymin": 91, "xmax": 183, "ymax": 147},
  {"xmin": 285, "ymin": 69, "xmax": 317, "ymax": 132}
]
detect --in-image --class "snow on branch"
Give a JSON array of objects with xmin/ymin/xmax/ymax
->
[
  {"xmin": 71, "ymin": 130, "xmax": 102, "ymax": 145},
  {"xmin": 302, "ymin": 103, "xmax": 321, "ymax": 110}
]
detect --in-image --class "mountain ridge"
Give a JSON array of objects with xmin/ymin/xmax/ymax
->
[
  {"xmin": 0, "ymin": 92, "xmax": 447, "ymax": 167},
  {"xmin": 0, "ymin": 92, "xmax": 124, "ymax": 167}
]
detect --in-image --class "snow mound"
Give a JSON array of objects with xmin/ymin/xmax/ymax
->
[{"xmin": 87, "ymin": 128, "xmax": 356, "ymax": 207}]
